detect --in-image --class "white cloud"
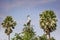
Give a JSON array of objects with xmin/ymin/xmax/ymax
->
[{"xmin": 1, "ymin": 0, "xmax": 56, "ymax": 11}]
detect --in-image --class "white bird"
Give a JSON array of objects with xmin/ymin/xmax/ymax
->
[{"xmin": 27, "ymin": 15, "xmax": 31, "ymax": 26}]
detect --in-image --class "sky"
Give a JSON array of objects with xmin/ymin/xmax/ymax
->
[{"xmin": 0, "ymin": 0, "xmax": 60, "ymax": 40}]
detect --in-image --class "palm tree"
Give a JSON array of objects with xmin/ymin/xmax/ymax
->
[
  {"xmin": 39, "ymin": 10, "xmax": 57, "ymax": 40},
  {"xmin": 1, "ymin": 16, "xmax": 16, "ymax": 40}
]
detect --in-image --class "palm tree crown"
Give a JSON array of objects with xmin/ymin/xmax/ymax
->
[
  {"xmin": 1, "ymin": 16, "xmax": 16, "ymax": 35},
  {"xmin": 40, "ymin": 10, "xmax": 57, "ymax": 33}
]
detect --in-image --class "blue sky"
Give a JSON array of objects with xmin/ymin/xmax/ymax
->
[{"xmin": 0, "ymin": 0, "xmax": 60, "ymax": 40}]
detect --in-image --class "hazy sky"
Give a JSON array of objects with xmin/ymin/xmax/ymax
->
[{"xmin": 0, "ymin": 0, "xmax": 60, "ymax": 40}]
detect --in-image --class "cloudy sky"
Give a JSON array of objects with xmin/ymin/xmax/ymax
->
[{"xmin": 0, "ymin": 0, "xmax": 60, "ymax": 40}]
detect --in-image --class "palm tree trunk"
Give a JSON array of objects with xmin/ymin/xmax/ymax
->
[
  {"xmin": 46, "ymin": 30, "xmax": 50, "ymax": 40},
  {"xmin": 8, "ymin": 34, "xmax": 10, "ymax": 40},
  {"xmin": 48, "ymin": 33, "xmax": 50, "ymax": 40}
]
